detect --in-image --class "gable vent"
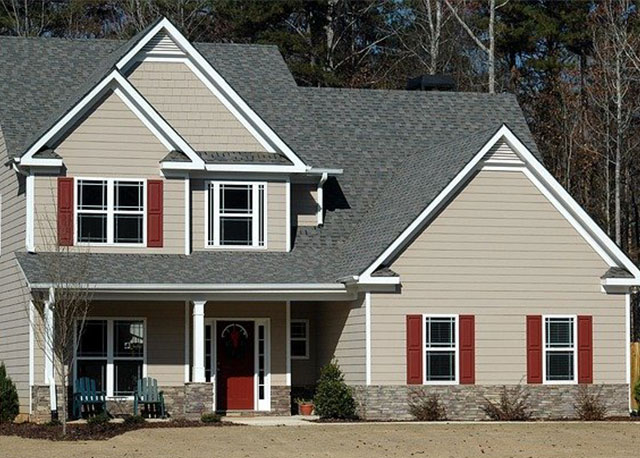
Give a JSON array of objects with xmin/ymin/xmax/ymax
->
[
  {"xmin": 142, "ymin": 31, "xmax": 185, "ymax": 56},
  {"xmin": 483, "ymin": 140, "xmax": 524, "ymax": 165}
]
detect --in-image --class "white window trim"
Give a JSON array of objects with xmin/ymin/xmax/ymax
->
[
  {"xmin": 74, "ymin": 317, "xmax": 148, "ymax": 400},
  {"xmin": 542, "ymin": 314, "xmax": 578, "ymax": 385},
  {"xmin": 422, "ymin": 314, "xmax": 459, "ymax": 386},
  {"xmin": 204, "ymin": 180, "xmax": 268, "ymax": 250},
  {"xmin": 74, "ymin": 177, "xmax": 147, "ymax": 247},
  {"xmin": 290, "ymin": 319, "xmax": 309, "ymax": 360}
]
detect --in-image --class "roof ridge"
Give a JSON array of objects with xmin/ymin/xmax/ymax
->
[{"xmin": 299, "ymin": 86, "xmax": 517, "ymax": 97}]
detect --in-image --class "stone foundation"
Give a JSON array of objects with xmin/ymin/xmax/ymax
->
[
  {"xmin": 352, "ymin": 384, "xmax": 630, "ymax": 421},
  {"xmin": 32, "ymin": 383, "xmax": 292, "ymax": 420}
]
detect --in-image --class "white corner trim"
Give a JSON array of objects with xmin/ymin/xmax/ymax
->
[
  {"xmin": 28, "ymin": 301, "xmax": 34, "ymax": 414},
  {"xmin": 25, "ymin": 174, "xmax": 34, "ymax": 252},
  {"xmin": 115, "ymin": 18, "xmax": 308, "ymax": 170},
  {"xmin": 285, "ymin": 300, "xmax": 291, "ymax": 386},
  {"xmin": 626, "ymin": 294, "xmax": 631, "ymax": 387},
  {"xmin": 317, "ymin": 172, "xmax": 328, "ymax": 226},
  {"xmin": 359, "ymin": 124, "xmax": 640, "ymax": 282},
  {"xmin": 365, "ymin": 292, "xmax": 371, "ymax": 386},
  {"xmin": 286, "ymin": 178, "xmax": 291, "ymax": 252},
  {"xmin": 184, "ymin": 177, "xmax": 190, "ymax": 255}
]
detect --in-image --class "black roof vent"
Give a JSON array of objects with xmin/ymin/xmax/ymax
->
[{"xmin": 407, "ymin": 74, "xmax": 456, "ymax": 91}]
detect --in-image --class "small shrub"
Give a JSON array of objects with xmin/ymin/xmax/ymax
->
[
  {"xmin": 634, "ymin": 379, "xmax": 640, "ymax": 407},
  {"xmin": 313, "ymin": 361, "xmax": 357, "ymax": 420},
  {"xmin": 86, "ymin": 412, "xmax": 110, "ymax": 426},
  {"xmin": 201, "ymin": 412, "xmax": 221, "ymax": 423},
  {"xmin": 45, "ymin": 419, "xmax": 62, "ymax": 427},
  {"xmin": 574, "ymin": 385, "xmax": 607, "ymax": 421},
  {"xmin": 0, "ymin": 363, "xmax": 19, "ymax": 423},
  {"xmin": 123, "ymin": 415, "xmax": 146, "ymax": 426},
  {"xmin": 483, "ymin": 385, "xmax": 531, "ymax": 421},
  {"xmin": 408, "ymin": 391, "xmax": 447, "ymax": 421}
]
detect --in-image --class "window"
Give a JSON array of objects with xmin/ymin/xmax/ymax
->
[
  {"xmin": 206, "ymin": 181, "xmax": 266, "ymax": 248},
  {"xmin": 76, "ymin": 179, "xmax": 145, "ymax": 245},
  {"xmin": 76, "ymin": 319, "xmax": 145, "ymax": 397},
  {"xmin": 544, "ymin": 316, "xmax": 576, "ymax": 383},
  {"xmin": 424, "ymin": 315, "xmax": 458, "ymax": 383},
  {"xmin": 290, "ymin": 320, "xmax": 309, "ymax": 359}
]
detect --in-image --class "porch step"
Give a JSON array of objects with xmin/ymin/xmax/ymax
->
[{"xmin": 221, "ymin": 410, "xmax": 260, "ymax": 417}]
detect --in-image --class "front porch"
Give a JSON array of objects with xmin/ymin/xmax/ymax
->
[{"xmin": 32, "ymin": 299, "xmax": 343, "ymax": 421}]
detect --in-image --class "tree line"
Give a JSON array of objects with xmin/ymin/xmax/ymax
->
[{"xmin": 1, "ymin": 0, "xmax": 639, "ymax": 264}]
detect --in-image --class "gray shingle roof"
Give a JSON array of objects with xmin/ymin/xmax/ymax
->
[
  {"xmin": 196, "ymin": 151, "xmax": 291, "ymax": 165},
  {"xmin": 601, "ymin": 267, "xmax": 634, "ymax": 279},
  {"xmin": 2, "ymin": 32, "xmax": 544, "ymax": 286}
]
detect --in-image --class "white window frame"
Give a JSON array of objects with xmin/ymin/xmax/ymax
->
[
  {"xmin": 542, "ymin": 314, "xmax": 577, "ymax": 385},
  {"xmin": 74, "ymin": 317, "xmax": 148, "ymax": 399},
  {"xmin": 74, "ymin": 177, "xmax": 147, "ymax": 247},
  {"xmin": 422, "ymin": 314, "xmax": 459, "ymax": 385},
  {"xmin": 204, "ymin": 180, "xmax": 267, "ymax": 249},
  {"xmin": 290, "ymin": 319, "xmax": 309, "ymax": 360}
]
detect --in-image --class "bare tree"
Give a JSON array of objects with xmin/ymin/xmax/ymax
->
[
  {"xmin": 0, "ymin": 0, "xmax": 49, "ymax": 36},
  {"xmin": 444, "ymin": 0, "xmax": 508, "ymax": 93},
  {"xmin": 29, "ymin": 194, "xmax": 92, "ymax": 435}
]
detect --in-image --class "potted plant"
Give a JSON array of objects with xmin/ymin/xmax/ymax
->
[{"xmin": 296, "ymin": 398, "xmax": 314, "ymax": 416}]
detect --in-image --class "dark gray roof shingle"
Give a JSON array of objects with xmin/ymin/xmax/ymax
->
[
  {"xmin": 2, "ymin": 33, "xmax": 544, "ymax": 286},
  {"xmin": 196, "ymin": 151, "xmax": 291, "ymax": 165}
]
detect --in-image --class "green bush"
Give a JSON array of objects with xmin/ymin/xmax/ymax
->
[
  {"xmin": 313, "ymin": 361, "xmax": 357, "ymax": 420},
  {"xmin": 123, "ymin": 415, "xmax": 146, "ymax": 426},
  {"xmin": 633, "ymin": 379, "xmax": 640, "ymax": 408},
  {"xmin": 0, "ymin": 363, "xmax": 19, "ymax": 423},
  {"xmin": 87, "ymin": 412, "xmax": 110, "ymax": 426},
  {"xmin": 201, "ymin": 412, "xmax": 221, "ymax": 423}
]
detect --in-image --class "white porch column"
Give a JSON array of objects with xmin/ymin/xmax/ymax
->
[
  {"xmin": 192, "ymin": 300, "xmax": 206, "ymax": 383},
  {"xmin": 285, "ymin": 301, "xmax": 291, "ymax": 386},
  {"xmin": 44, "ymin": 288, "xmax": 57, "ymax": 412}
]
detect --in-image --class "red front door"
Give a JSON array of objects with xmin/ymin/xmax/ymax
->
[{"xmin": 216, "ymin": 321, "xmax": 254, "ymax": 410}]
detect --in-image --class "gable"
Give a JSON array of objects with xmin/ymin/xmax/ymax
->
[
  {"xmin": 390, "ymin": 169, "xmax": 610, "ymax": 288},
  {"xmin": 127, "ymin": 61, "xmax": 267, "ymax": 153},
  {"xmin": 54, "ymin": 90, "xmax": 168, "ymax": 176}
]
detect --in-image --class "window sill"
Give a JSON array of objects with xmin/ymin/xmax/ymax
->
[
  {"xmin": 204, "ymin": 245, "xmax": 268, "ymax": 251},
  {"xmin": 542, "ymin": 380, "xmax": 577, "ymax": 385},
  {"xmin": 422, "ymin": 381, "xmax": 459, "ymax": 386},
  {"xmin": 291, "ymin": 356, "xmax": 309, "ymax": 360}
]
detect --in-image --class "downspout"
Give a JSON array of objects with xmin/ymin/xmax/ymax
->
[{"xmin": 317, "ymin": 172, "xmax": 328, "ymax": 226}]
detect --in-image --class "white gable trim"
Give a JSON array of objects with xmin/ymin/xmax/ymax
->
[
  {"xmin": 19, "ymin": 70, "xmax": 204, "ymax": 168},
  {"xmin": 116, "ymin": 18, "xmax": 308, "ymax": 171},
  {"xmin": 359, "ymin": 124, "xmax": 640, "ymax": 284}
]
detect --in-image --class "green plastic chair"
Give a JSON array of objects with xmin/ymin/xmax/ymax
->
[
  {"xmin": 73, "ymin": 377, "xmax": 107, "ymax": 418},
  {"xmin": 133, "ymin": 377, "xmax": 166, "ymax": 418}
]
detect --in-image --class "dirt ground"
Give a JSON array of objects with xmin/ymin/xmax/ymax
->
[{"xmin": 0, "ymin": 422, "xmax": 637, "ymax": 458}]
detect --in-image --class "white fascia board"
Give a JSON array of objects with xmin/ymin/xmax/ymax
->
[
  {"xmin": 115, "ymin": 18, "xmax": 308, "ymax": 170},
  {"xmin": 28, "ymin": 282, "xmax": 347, "ymax": 292},
  {"xmin": 204, "ymin": 163, "xmax": 306, "ymax": 173},
  {"xmin": 161, "ymin": 161, "xmax": 203, "ymax": 171},
  {"xmin": 359, "ymin": 125, "xmax": 508, "ymax": 279},
  {"xmin": 358, "ymin": 276, "xmax": 401, "ymax": 285},
  {"xmin": 359, "ymin": 124, "xmax": 640, "ymax": 282},
  {"xmin": 602, "ymin": 278, "xmax": 640, "ymax": 287},
  {"xmin": 19, "ymin": 69, "xmax": 204, "ymax": 168}
]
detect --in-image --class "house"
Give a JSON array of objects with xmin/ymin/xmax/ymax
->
[{"xmin": 0, "ymin": 18, "xmax": 638, "ymax": 422}]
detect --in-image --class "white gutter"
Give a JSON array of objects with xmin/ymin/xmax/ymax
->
[
  {"xmin": 601, "ymin": 278, "xmax": 640, "ymax": 287},
  {"xmin": 28, "ymin": 282, "xmax": 348, "ymax": 292}
]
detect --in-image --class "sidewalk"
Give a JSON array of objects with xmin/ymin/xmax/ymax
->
[{"xmin": 221, "ymin": 415, "xmax": 318, "ymax": 426}]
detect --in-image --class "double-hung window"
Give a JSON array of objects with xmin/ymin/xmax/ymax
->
[
  {"xmin": 290, "ymin": 320, "xmax": 309, "ymax": 359},
  {"xmin": 424, "ymin": 315, "xmax": 458, "ymax": 384},
  {"xmin": 544, "ymin": 316, "xmax": 576, "ymax": 383},
  {"xmin": 206, "ymin": 181, "xmax": 266, "ymax": 248},
  {"xmin": 76, "ymin": 319, "xmax": 145, "ymax": 397},
  {"xmin": 76, "ymin": 179, "xmax": 145, "ymax": 245}
]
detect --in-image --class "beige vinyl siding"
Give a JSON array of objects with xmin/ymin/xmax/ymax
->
[
  {"xmin": 316, "ymin": 297, "xmax": 366, "ymax": 385},
  {"xmin": 291, "ymin": 301, "xmax": 318, "ymax": 386},
  {"xmin": 32, "ymin": 90, "xmax": 185, "ymax": 253},
  {"xmin": 191, "ymin": 179, "xmax": 287, "ymax": 252},
  {"xmin": 0, "ymin": 127, "xmax": 31, "ymax": 413},
  {"xmin": 292, "ymin": 184, "xmax": 318, "ymax": 227},
  {"xmin": 127, "ymin": 61, "xmax": 266, "ymax": 153},
  {"xmin": 371, "ymin": 169, "xmax": 625, "ymax": 386},
  {"xmin": 205, "ymin": 301, "xmax": 287, "ymax": 386}
]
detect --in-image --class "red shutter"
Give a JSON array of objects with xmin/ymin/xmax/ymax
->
[
  {"xmin": 406, "ymin": 315, "xmax": 423, "ymax": 384},
  {"xmin": 526, "ymin": 315, "xmax": 543, "ymax": 384},
  {"xmin": 147, "ymin": 180, "xmax": 163, "ymax": 247},
  {"xmin": 57, "ymin": 177, "xmax": 74, "ymax": 246},
  {"xmin": 577, "ymin": 315, "xmax": 593, "ymax": 384},
  {"xmin": 459, "ymin": 315, "xmax": 475, "ymax": 384}
]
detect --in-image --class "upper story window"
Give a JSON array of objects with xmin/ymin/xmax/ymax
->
[
  {"xmin": 544, "ymin": 316, "xmax": 576, "ymax": 383},
  {"xmin": 206, "ymin": 181, "xmax": 266, "ymax": 248},
  {"xmin": 76, "ymin": 179, "xmax": 145, "ymax": 245}
]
